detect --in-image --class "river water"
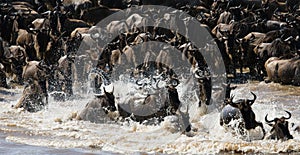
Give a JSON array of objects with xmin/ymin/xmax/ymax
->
[{"xmin": 0, "ymin": 80, "xmax": 299, "ymax": 154}]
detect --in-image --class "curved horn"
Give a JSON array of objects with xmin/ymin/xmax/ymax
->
[
  {"xmin": 249, "ymin": 92, "xmax": 257, "ymax": 104},
  {"xmin": 136, "ymin": 79, "xmax": 143, "ymax": 86},
  {"xmin": 186, "ymin": 105, "xmax": 189, "ymax": 113},
  {"xmin": 282, "ymin": 110, "xmax": 292, "ymax": 119},
  {"xmin": 265, "ymin": 114, "xmax": 275, "ymax": 123},
  {"xmin": 230, "ymin": 94, "xmax": 235, "ymax": 101},
  {"xmin": 103, "ymin": 86, "xmax": 107, "ymax": 94},
  {"xmin": 155, "ymin": 79, "xmax": 165, "ymax": 89}
]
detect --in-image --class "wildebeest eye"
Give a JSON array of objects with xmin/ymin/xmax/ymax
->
[{"xmin": 170, "ymin": 79, "xmax": 179, "ymax": 87}]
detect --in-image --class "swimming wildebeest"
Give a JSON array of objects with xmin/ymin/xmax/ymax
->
[
  {"xmin": 14, "ymin": 61, "xmax": 51, "ymax": 112},
  {"xmin": 76, "ymin": 86, "xmax": 117, "ymax": 123},
  {"xmin": 265, "ymin": 110, "xmax": 293, "ymax": 140},
  {"xmin": 220, "ymin": 92, "xmax": 265, "ymax": 139}
]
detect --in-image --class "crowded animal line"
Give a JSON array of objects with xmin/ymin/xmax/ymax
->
[{"xmin": 0, "ymin": 0, "xmax": 300, "ymax": 154}]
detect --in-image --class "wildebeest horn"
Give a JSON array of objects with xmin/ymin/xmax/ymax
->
[
  {"xmin": 184, "ymin": 105, "xmax": 189, "ymax": 114},
  {"xmin": 136, "ymin": 79, "xmax": 143, "ymax": 86},
  {"xmin": 58, "ymin": 31, "xmax": 66, "ymax": 39},
  {"xmin": 265, "ymin": 114, "xmax": 274, "ymax": 123},
  {"xmin": 186, "ymin": 105, "xmax": 189, "ymax": 112},
  {"xmin": 103, "ymin": 87, "xmax": 107, "ymax": 94},
  {"xmin": 230, "ymin": 94, "xmax": 235, "ymax": 101},
  {"xmin": 155, "ymin": 79, "xmax": 165, "ymax": 89},
  {"xmin": 282, "ymin": 110, "xmax": 292, "ymax": 120},
  {"xmin": 248, "ymin": 92, "xmax": 257, "ymax": 104},
  {"xmin": 284, "ymin": 36, "xmax": 293, "ymax": 42},
  {"xmin": 153, "ymin": 72, "xmax": 163, "ymax": 79}
]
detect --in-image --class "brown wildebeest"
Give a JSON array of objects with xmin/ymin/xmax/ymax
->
[
  {"xmin": 237, "ymin": 32, "xmax": 266, "ymax": 76},
  {"xmin": 16, "ymin": 29, "xmax": 36, "ymax": 61},
  {"xmin": 254, "ymin": 37, "xmax": 296, "ymax": 76},
  {"xmin": 264, "ymin": 56, "xmax": 300, "ymax": 85},
  {"xmin": 80, "ymin": 6, "xmax": 121, "ymax": 25},
  {"xmin": 14, "ymin": 60, "xmax": 51, "ymax": 112},
  {"xmin": 14, "ymin": 80, "xmax": 46, "ymax": 112},
  {"xmin": 76, "ymin": 86, "xmax": 117, "ymax": 123},
  {"xmin": 4, "ymin": 45, "xmax": 27, "ymax": 84}
]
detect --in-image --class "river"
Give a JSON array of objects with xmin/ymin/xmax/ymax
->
[{"xmin": 0, "ymin": 81, "xmax": 299, "ymax": 154}]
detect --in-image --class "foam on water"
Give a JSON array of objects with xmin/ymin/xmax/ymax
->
[{"xmin": 0, "ymin": 81, "xmax": 300, "ymax": 154}]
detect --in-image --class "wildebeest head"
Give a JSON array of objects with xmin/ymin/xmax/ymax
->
[
  {"xmin": 36, "ymin": 60, "xmax": 53, "ymax": 79},
  {"xmin": 265, "ymin": 110, "xmax": 293, "ymax": 140},
  {"xmin": 96, "ymin": 86, "xmax": 116, "ymax": 113},
  {"xmin": 228, "ymin": 92, "xmax": 257, "ymax": 111},
  {"xmin": 224, "ymin": 83, "xmax": 237, "ymax": 99}
]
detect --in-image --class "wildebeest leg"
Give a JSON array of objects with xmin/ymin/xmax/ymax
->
[
  {"xmin": 65, "ymin": 61, "xmax": 73, "ymax": 98},
  {"xmin": 94, "ymin": 75, "xmax": 102, "ymax": 94},
  {"xmin": 245, "ymin": 130, "xmax": 252, "ymax": 142},
  {"xmin": 38, "ymin": 80, "xmax": 48, "ymax": 105},
  {"xmin": 197, "ymin": 78, "xmax": 211, "ymax": 106},
  {"xmin": 48, "ymin": 70, "xmax": 57, "ymax": 92},
  {"xmin": 256, "ymin": 59, "xmax": 264, "ymax": 81},
  {"xmin": 15, "ymin": 65, "xmax": 23, "ymax": 85},
  {"xmin": 0, "ymin": 70, "xmax": 8, "ymax": 88},
  {"xmin": 14, "ymin": 84, "xmax": 31, "ymax": 109},
  {"xmin": 239, "ymin": 65, "xmax": 243, "ymax": 76},
  {"xmin": 256, "ymin": 121, "xmax": 265, "ymax": 139},
  {"xmin": 14, "ymin": 93, "xmax": 26, "ymax": 109}
]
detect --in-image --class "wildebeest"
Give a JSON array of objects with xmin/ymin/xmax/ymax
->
[
  {"xmin": 23, "ymin": 60, "xmax": 51, "ymax": 89},
  {"xmin": 0, "ymin": 63, "xmax": 8, "ymax": 88},
  {"xmin": 76, "ymin": 85, "xmax": 117, "ymax": 123},
  {"xmin": 0, "ymin": 37, "xmax": 8, "ymax": 88},
  {"xmin": 50, "ymin": 53, "xmax": 76, "ymax": 100},
  {"xmin": 264, "ymin": 56, "xmax": 300, "ymax": 85},
  {"xmin": 16, "ymin": 29, "xmax": 36, "ymax": 61},
  {"xmin": 14, "ymin": 61, "xmax": 51, "ymax": 112},
  {"xmin": 79, "ymin": 6, "xmax": 121, "ymax": 25},
  {"xmin": 117, "ymin": 83, "xmax": 181, "ymax": 122},
  {"xmin": 254, "ymin": 37, "xmax": 295, "ymax": 76},
  {"xmin": 265, "ymin": 110, "xmax": 293, "ymax": 140},
  {"xmin": 3, "ymin": 45, "xmax": 27, "ymax": 84},
  {"xmin": 0, "ymin": 13, "xmax": 19, "ymax": 45},
  {"xmin": 116, "ymin": 78, "xmax": 192, "ymax": 132},
  {"xmin": 220, "ymin": 92, "xmax": 266, "ymax": 139},
  {"xmin": 237, "ymin": 32, "xmax": 266, "ymax": 76},
  {"xmin": 14, "ymin": 80, "xmax": 46, "ymax": 112}
]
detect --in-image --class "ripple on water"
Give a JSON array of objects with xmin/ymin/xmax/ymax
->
[{"xmin": 0, "ymin": 82, "xmax": 299, "ymax": 154}]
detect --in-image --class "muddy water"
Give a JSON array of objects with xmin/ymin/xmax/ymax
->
[{"xmin": 0, "ymin": 81, "xmax": 299, "ymax": 154}]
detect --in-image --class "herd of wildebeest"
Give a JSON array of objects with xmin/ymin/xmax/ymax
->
[{"xmin": 0, "ymin": 0, "xmax": 299, "ymax": 141}]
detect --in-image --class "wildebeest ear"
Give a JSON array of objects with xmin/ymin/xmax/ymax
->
[
  {"xmin": 37, "ymin": 61, "xmax": 45, "ymax": 71},
  {"xmin": 231, "ymin": 86, "xmax": 237, "ymax": 90},
  {"xmin": 236, "ymin": 38, "xmax": 242, "ymax": 44},
  {"xmin": 268, "ymin": 122, "xmax": 274, "ymax": 126},
  {"xmin": 250, "ymin": 34, "xmax": 256, "ymax": 41},
  {"xmin": 29, "ymin": 28, "xmax": 38, "ymax": 34},
  {"xmin": 75, "ymin": 31, "xmax": 82, "ymax": 39},
  {"xmin": 284, "ymin": 36, "xmax": 293, "ymax": 43}
]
